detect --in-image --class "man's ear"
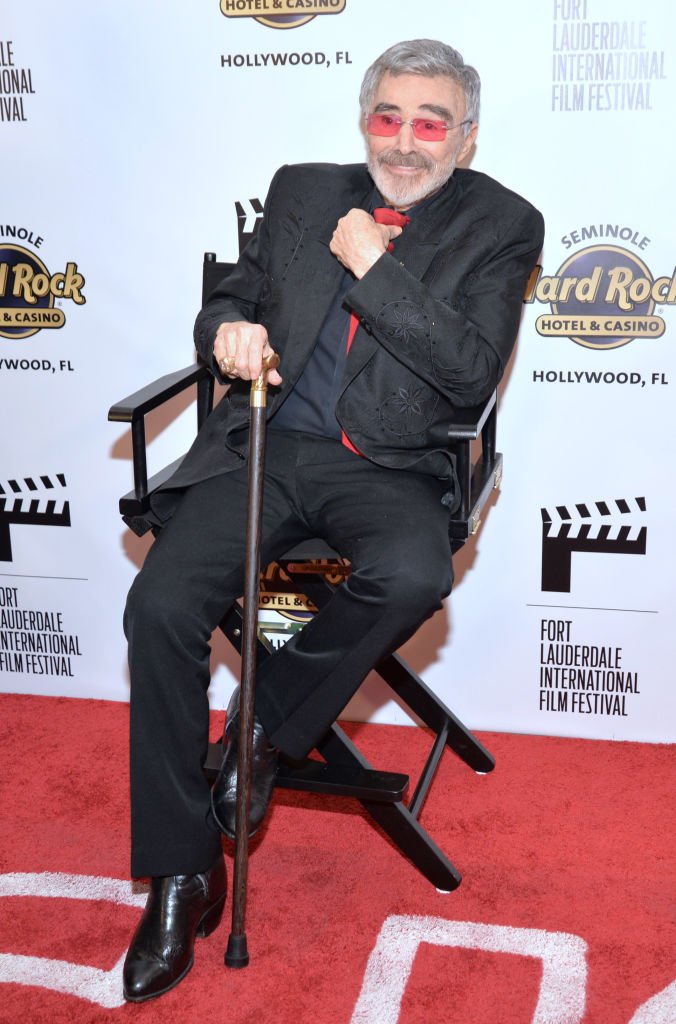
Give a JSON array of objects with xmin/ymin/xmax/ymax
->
[{"xmin": 458, "ymin": 122, "xmax": 478, "ymax": 163}]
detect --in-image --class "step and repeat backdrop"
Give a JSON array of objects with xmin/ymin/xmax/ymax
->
[{"xmin": 1, "ymin": 0, "xmax": 674, "ymax": 742}]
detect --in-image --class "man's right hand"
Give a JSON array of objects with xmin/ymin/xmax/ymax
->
[{"xmin": 213, "ymin": 321, "xmax": 283, "ymax": 385}]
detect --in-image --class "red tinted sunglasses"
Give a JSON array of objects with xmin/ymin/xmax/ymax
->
[{"xmin": 366, "ymin": 113, "xmax": 471, "ymax": 141}]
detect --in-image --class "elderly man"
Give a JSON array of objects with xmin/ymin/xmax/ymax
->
[{"xmin": 123, "ymin": 38, "xmax": 544, "ymax": 1001}]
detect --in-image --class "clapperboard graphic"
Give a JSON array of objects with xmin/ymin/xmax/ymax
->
[
  {"xmin": 0, "ymin": 474, "xmax": 71, "ymax": 562},
  {"xmin": 541, "ymin": 497, "xmax": 647, "ymax": 593},
  {"xmin": 236, "ymin": 197, "xmax": 264, "ymax": 253}
]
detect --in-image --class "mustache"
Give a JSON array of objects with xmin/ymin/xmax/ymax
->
[{"xmin": 377, "ymin": 150, "xmax": 434, "ymax": 171}]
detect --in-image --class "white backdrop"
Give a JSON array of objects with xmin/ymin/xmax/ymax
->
[{"xmin": 1, "ymin": 0, "xmax": 674, "ymax": 742}]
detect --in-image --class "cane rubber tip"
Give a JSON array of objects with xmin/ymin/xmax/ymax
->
[{"xmin": 225, "ymin": 934, "xmax": 250, "ymax": 968}]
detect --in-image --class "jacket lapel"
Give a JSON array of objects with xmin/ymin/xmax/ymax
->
[{"xmin": 282, "ymin": 169, "xmax": 373, "ymax": 379}]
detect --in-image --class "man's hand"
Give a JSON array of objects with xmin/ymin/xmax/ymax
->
[
  {"xmin": 330, "ymin": 209, "xmax": 402, "ymax": 279},
  {"xmin": 213, "ymin": 321, "xmax": 283, "ymax": 385}
]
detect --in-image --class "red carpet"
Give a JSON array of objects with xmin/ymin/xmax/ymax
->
[{"xmin": 0, "ymin": 693, "xmax": 674, "ymax": 1024}]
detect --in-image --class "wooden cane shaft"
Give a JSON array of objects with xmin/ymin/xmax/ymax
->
[{"xmin": 229, "ymin": 402, "xmax": 268, "ymax": 943}]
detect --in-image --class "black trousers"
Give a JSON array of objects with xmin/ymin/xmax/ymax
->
[{"xmin": 125, "ymin": 432, "xmax": 454, "ymax": 876}]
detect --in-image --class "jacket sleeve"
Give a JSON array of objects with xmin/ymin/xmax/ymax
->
[
  {"xmin": 345, "ymin": 202, "xmax": 544, "ymax": 407},
  {"xmin": 192, "ymin": 166, "xmax": 286, "ymax": 378}
]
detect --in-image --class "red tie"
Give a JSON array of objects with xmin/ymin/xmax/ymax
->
[{"xmin": 341, "ymin": 207, "xmax": 410, "ymax": 454}]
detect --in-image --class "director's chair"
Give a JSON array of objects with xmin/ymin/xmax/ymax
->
[{"xmin": 109, "ymin": 253, "xmax": 502, "ymax": 892}]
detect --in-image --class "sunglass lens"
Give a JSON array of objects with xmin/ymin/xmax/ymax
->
[
  {"xmin": 414, "ymin": 121, "xmax": 446, "ymax": 141},
  {"xmin": 367, "ymin": 114, "xmax": 399, "ymax": 136}
]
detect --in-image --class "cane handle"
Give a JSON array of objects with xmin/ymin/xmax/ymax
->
[
  {"xmin": 251, "ymin": 351, "xmax": 280, "ymax": 405},
  {"xmin": 261, "ymin": 352, "xmax": 280, "ymax": 373}
]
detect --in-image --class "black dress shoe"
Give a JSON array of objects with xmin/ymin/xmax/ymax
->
[
  {"xmin": 123, "ymin": 856, "xmax": 226, "ymax": 1003},
  {"xmin": 211, "ymin": 688, "xmax": 278, "ymax": 839}
]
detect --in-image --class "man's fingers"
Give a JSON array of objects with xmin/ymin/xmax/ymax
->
[
  {"xmin": 214, "ymin": 322, "xmax": 279, "ymax": 381},
  {"xmin": 329, "ymin": 209, "xmax": 393, "ymax": 279}
]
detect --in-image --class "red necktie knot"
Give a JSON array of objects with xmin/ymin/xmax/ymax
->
[
  {"xmin": 373, "ymin": 207, "xmax": 411, "ymax": 228},
  {"xmin": 373, "ymin": 207, "xmax": 410, "ymax": 253}
]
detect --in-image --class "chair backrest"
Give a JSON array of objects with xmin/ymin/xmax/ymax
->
[{"xmin": 203, "ymin": 252, "xmax": 232, "ymax": 304}]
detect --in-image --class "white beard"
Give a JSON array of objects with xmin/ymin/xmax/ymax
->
[{"xmin": 367, "ymin": 149, "xmax": 456, "ymax": 209}]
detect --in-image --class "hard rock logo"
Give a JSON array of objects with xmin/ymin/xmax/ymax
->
[
  {"xmin": 220, "ymin": 0, "xmax": 345, "ymax": 30},
  {"xmin": 525, "ymin": 243, "xmax": 673, "ymax": 350},
  {"xmin": 0, "ymin": 243, "xmax": 86, "ymax": 341}
]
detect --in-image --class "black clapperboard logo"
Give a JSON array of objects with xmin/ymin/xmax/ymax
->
[
  {"xmin": 541, "ymin": 498, "xmax": 647, "ymax": 593},
  {"xmin": 236, "ymin": 198, "xmax": 264, "ymax": 254},
  {"xmin": 0, "ymin": 474, "xmax": 71, "ymax": 562}
]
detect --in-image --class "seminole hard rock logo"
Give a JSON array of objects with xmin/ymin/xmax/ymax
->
[
  {"xmin": 525, "ymin": 239, "xmax": 672, "ymax": 350},
  {"xmin": 220, "ymin": 0, "xmax": 345, "ymax": 30},
  {"xmin": 0, "ymin": 242, "xmax": 86, "ymax": 340}
]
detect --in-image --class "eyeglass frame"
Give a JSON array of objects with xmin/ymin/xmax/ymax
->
[{"xmin": 364, "ymin": 112, "xmax": 473, "ymax": 141}]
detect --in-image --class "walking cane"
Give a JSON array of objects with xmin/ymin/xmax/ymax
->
[{"xmin": 225, "ymin": 350, "xmax": 280, "ymax": 969}]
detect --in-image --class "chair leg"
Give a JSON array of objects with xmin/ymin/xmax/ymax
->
[
  {"xmin": 272, "ymin": 567, "xmax": 496, "ymax": 773},
  {"xmin": 207, "ymin": 726, "xmax": 462, "ymax": 890},
  {"xmin": 358, "ymin": 799, "xmax": 462, "ymax": 891},
  {"xmin": 374, "ymin": 652, "xmax": 495, "ymax": 774},
  {"xmin": 216, "ymin": 594, "xmax": 482, "ymax": 890},
  {"xmin": 316, "ymin": 725, "xmax": 462, "ymax": 891}
]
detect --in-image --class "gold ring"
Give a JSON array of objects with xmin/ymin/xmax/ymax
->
[{"xmin": 219, "ymin": 356, "xmax": 235, "ymax": 375}]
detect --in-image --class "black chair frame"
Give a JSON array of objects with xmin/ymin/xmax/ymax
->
[{"xmin": 109, "ymin": 253, "xmax": 502, "ymax": 892}]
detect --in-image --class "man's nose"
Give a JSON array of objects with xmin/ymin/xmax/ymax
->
[{"xmin": 395, "ymin": 121, "xmax": 417, "ymax": 152}]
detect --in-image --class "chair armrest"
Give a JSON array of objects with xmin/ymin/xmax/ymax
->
[
  {"xmin": 108, "ymin": 363, "xmax": 210, "ymax": 424},
  {"xmin": 108, "ymin": 362, "xmax": 214, "ymax": 503},
  {"xmin": 446, "ymin": 390, "xmax": 496, "ymax": 443}
]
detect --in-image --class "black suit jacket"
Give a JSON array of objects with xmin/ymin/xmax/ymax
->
[{"xmin": 151, "ymin": 162, "xmax": 543, "ymax": 522}]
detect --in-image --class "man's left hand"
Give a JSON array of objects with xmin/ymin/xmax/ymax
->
[{"xmin": 330, "ymin": 209, "xmax": 402, "ymax": 279}]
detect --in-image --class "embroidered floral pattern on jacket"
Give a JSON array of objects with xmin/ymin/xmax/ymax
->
[
  {"xmin": 376, "ymin": 301, "xmax": 431, "ymax": 348},
  {"xmin": 379, "ymin": 383, "xmax": 438, "ymax": 435}
]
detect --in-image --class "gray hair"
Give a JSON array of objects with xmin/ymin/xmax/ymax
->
[{"xmin": 359, "ymin": 39, "xmax": 481, "ymax": 134}]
